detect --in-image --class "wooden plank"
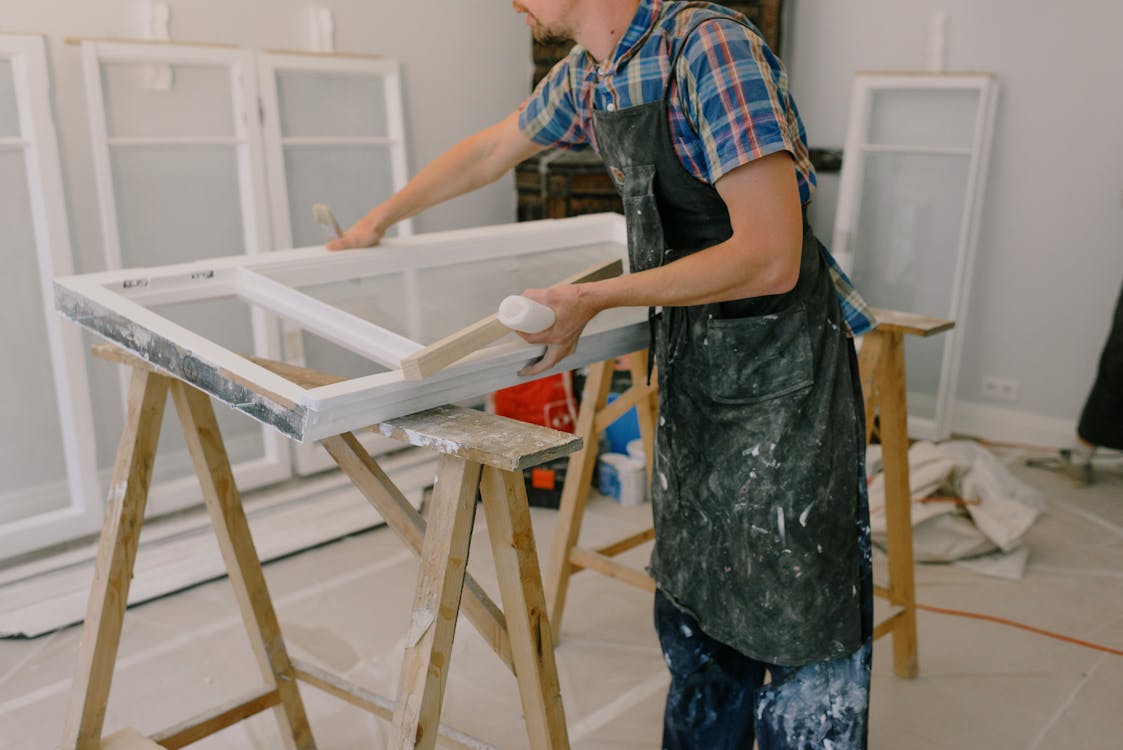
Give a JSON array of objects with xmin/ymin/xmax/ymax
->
[
  {"xmin": 872, "ymin": 607, "xmax": 908, "ymax": 641},
  {"xmin": 595, "ymin": 528, "xmax": 655, "ymax": 558},
  {"xmin": 393, "ymin": 456, "xmax": 482, "ymax": 750},
  {"xmin": 869, "ymin": 308, "xmax": 955, "ymax": 337},
  {"xmin": 100, "ymin": 728, "xmax": 164, "ymax": 750},
  {"xmin": 61, "ymin": 368, "xmax": 168, "ymax": 750},
  {"xmin": 151, "ymin": 688, "xmax": 280, "ymax": 748},
  {"xmin": 479, "ymin": 468, "xmax": 570, "ymax": 750},
  {"xmin": 400, "ymin": 259, "xmax": 624, "ymax": 380},
  {"xmin": 544, "ymin": 359, "xmax": 615, "ymax": 640},
  {"xmin": 292, "ymin": 660, "xmax": 499, "ymax": 750},
  {"xmin": 378, "ymin": 405, "xmax": 582, "ymax": 471},
  {"xmin": 857, "ymin": 331, "xmax": 885, "ymax": 446},
  {"xmin": 627, "ymin": 352, "xmax": 657, "ymax": 483},
  {"xmin": 875, "ymin": 335, "xmax": 920, "ymax": 678},
  {"xmin": 169, "ymin": 382, "xmax": 315, "ymax": 748},
  {"xmin": 568, "ymin": 547, "xmax": 655, "ymax": 593},
  {"xmin": 320, "ymin": 432, "xmax": 514, "ymax": 671},
  {"xmin": 592, "ymin": 381, "xmax": 658, "ymax": 435}
]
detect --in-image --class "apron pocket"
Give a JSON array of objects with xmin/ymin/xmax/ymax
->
[
  {"xmin": 706, "ymin": 303, "xmax": 814, "ymax": 404},
  {"xmin": 620, "ymin": 164, "xmax": 664, "ymax": 272}
]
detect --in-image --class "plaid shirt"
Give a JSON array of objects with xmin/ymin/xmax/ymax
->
[{"xmin": 518, "ymin": 0, "xmax": 876, "ymax": 336}]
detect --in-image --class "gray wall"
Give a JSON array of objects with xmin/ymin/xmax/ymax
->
[{"xmin": 787, "ymin": 0, "xmax": 1123, "ymax": 444}]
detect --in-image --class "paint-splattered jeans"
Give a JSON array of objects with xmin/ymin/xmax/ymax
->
[{"xmin": 655, "ymin": 590, "xmax": 871, "ymax": 750}]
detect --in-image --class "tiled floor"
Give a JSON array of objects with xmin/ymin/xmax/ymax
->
[{"xmin": 1, "ymin": 453, "xmax": 1120, "ymax": 749}]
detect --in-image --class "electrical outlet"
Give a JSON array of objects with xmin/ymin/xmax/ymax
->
[{"xmin": 981, "ymin": 376, "xmax": 1019, "ymax": 402}]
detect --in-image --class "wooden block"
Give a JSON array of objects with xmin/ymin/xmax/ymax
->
[
  {"xmin": 101, "ymin": 728, "xmax": 163, "ymax": 750},
  {"xmin": 400, "ymin": 258, "xmax": 623, "ymax": 380},
  {"xmin": 378, "ymin": 405, "xmax": 582, "ymax": 471},
  {"xmin": 869, "ymin": 308, "xmax": 955, "ymax": 337}
]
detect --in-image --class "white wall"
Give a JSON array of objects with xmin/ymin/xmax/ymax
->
[
  {"xmin": 787, "ymin": 0, "xmax": 1123, "ymax": 446},
  {"xmin": 0, "ymin": 0, "xmax": 532, "ymax": 272}
]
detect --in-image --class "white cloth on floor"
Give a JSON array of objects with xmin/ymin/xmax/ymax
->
[{"xmin": 866, "ymin": 440, "xmax": 1044, "ymax": 572}]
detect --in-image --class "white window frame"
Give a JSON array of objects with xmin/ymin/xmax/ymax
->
[
  {"xmin": 257, "ymin": 51, "xmax": 414, "ymax": 474},
  {"xmin": 55, "ymin": 214, "xmax": 648, "ymax": 444},
  {"xmin": 0, "ymin": 34, "xmax": 102, "ymax": 559},
  {"xmin": 80, "ymin": 40, "xmax": 291, "ymax": 512},
  {"xmin": 833, "ymin": 73, "xmax": 998, "ymax": 439}
]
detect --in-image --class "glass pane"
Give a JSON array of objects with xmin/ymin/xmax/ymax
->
[
  {"xmin": 276, "ymin": 71, "xmax": 388, "ymax": 138},
  {"xmin": 103, "ymin": 63, "xmax": 235, "ymax": 139},
  {"xmin": 849, "ymin": 152, "xmax": 970, "ymax": 421},
  {"xmin": 284, "ymin": 146, "xmax": 397, "ymax": 246},
  {"xmin": 0, "ymin": 151, "xmax": 71, "ymax": 523},
  {"xmin": 296, "ymin": 273, "xmax": 408, "ymax": 378},
  {"xmin": 149, "ymin": 297, "xmax": 265, "ymax": 485},
  {"xmin": 0, "ymin": 59, "xmax": 19, "ymax": 138},
  {"xmin": 869, "ymin": 88, "xmax": 980, "ymax": 149},
  {"xmin": 414, "ymin": 242, "xmax": 622, "ymax": 344},
  {"xmin": 111, "ymin": 146, "xmax": 245, "ymax": 266}
]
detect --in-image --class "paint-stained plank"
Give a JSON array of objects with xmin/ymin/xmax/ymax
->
[
  {"xmin": 869, "ymin": 308, "xmax": 954, "ymax": 337},
  {"xmin": 378, "ymin": 405, "xmax": 582, "ymax": 472}
]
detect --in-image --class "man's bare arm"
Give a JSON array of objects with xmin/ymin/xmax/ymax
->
[{"xmin": 327, "ymin": 110, "xmax": 547, "ymax": 250}]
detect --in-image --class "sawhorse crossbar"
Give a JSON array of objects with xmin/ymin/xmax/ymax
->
[
  {"xmin": 543, "ymin": 308, "xmax": 953, "ymax": 679},
  {"xmin": 63, "ymin": 344, "xmax": 576, "ymax": 749}
]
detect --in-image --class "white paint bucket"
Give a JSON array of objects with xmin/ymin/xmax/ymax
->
[{"xmin": 598, "ymin": 452, "xmax": 647, "ymax": 506}]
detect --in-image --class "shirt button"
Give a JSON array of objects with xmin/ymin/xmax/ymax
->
[{"xmin": 606, "ymin": 102, "xmax": 616, "ymax": 111}]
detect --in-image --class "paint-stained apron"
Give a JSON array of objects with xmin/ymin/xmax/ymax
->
[{"xmin": 590, "ymin": 14, "xmax": 873, "ymax": 667}]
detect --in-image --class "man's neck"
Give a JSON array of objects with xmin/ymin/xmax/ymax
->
[{"xmin": 572, "ymin": 0, "xmax": 642, "ymax": 63}]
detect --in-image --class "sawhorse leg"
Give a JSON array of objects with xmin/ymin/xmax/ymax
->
[
  {"xmin": 62, "ymin": 366, "xmax": 314, "ymax": 749},
  {"xmin": 862, "ymin": 329, "xmax": 920, "ymax": 679},
  {"xmin": 545, "ymin": 354, "xmax": 659, "ymax": 641}
]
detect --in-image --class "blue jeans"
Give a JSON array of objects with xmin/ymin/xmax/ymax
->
[{"xmin": 655, "ymin": 590, "xmax": 871, "ymax": 750}]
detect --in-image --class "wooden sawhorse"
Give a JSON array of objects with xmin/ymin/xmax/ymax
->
[
  {"xmin": 62, "ymin": 345, "xmax": 576, "ymax": 749},
  {"xmin": 544, "ymin": 309, "xmax": 953, "ymax": 679}
]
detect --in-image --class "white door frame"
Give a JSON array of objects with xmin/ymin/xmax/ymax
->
[
  {"xmin": 80, "ymin": 40, "xmax": 291, "ymax": 513},
  {"xmin": 0, "ymin": 34, "xmax": 102, "ymax": 560},
  {"xmin": 257, "ymin": 51, "xmax": 414, "ymax": 474},
  {"xmin": 833, "ymin": 73, "xmax": 999, "ymax": 439}
]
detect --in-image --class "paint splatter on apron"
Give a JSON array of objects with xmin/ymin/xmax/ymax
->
[{"xmin": 589, "ymin": 7, "xmax": 873, "ymax": 669}]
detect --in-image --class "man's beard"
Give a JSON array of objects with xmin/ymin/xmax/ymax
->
[{"xmin": 531, "ymin": 21, "xmax": 574, "ymax": 45}]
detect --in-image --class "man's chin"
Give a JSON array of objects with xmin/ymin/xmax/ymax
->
[{"xmin": 532, "ymin": 25, "xmax": 574, "ymax": 45}]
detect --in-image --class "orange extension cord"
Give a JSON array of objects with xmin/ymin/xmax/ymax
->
[{"xmin": 914, "ymin": 602, "xmax": 1123, "ymax": 657}]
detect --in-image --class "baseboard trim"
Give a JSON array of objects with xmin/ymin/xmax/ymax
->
[{"xmin": 950, "ymin": 401, "xmax": 1076, "ymax": 448}]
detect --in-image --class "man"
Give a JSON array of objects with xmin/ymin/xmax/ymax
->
[{"xmin": 331, "ymin": 1, "xmax": 876, "ymax": 747}]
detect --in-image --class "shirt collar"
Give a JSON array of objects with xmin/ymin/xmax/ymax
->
[{"xmin": 588, "ymin": 0, "xmax": 661, "ymax": 75}]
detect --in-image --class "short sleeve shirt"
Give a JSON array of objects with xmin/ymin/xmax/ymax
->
[{"xmin": 517, "ymin": 0, "xmax": 877, "ymax": 336}]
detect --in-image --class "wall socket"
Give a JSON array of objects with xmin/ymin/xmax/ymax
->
[{"xmin": 981, "ymin": 375, "xmax": 1019, "ymax": 402}]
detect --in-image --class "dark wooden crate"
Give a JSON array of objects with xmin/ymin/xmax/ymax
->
[{"xmin": 515, "ymin": 149, "xmax": 623, "ymax": 221}]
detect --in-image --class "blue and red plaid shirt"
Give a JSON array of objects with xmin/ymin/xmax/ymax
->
[{"xmin": 518, "ymin": 0, "xmax": 876, "ymax": 335}]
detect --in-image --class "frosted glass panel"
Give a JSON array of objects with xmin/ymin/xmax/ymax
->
[
  {"xmin": 0, "ymin": 151, "xmax": 70, "ymax": 522},
  {"xmin": 284, "ymin": 146, "xmax": 397, "ymax": 245},
  {"xmin": 869, "ymin": 89, "xmax": 979, "ymax": 149},
  {"xmin": 415, "ymin": 242, "xmax": 621, "ymax": 343},
  {"xmin": 850, "ymin": 152, "xmax": 969, "ymax": 421},
  {"xmin": 103, "ymin": 63, "xmax": 235, "ymax": 138},
  {"xmin": 277, "ymin": 72, "xmax": 388, "ymax": 138},
  {"xmin": 150, "ymin": 297, "xmax": 265, "ymax": 485},
  {"xmin": 295, "ymin": 273, "xmax": 406, "ymax": 378},
  {"xmin": 112, "ymin": 146, "xmax": 245, "ymax": 265},
  {"xmin": 0, "ymin": 59, "xmax": 18, "ymax": 138}
]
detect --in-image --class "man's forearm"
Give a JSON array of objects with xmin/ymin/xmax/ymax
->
[{"xmin": 359, "ymin": 111, "xmax": 544, "ymax": 235}]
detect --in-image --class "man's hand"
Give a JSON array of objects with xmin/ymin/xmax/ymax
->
[
  {"xmin": 326, "ymin": 217, "xmax": 386, "ymax": 251},
  {"xmin": 516, "ymin": 283, "xmax": 600, "ymax": 377}
]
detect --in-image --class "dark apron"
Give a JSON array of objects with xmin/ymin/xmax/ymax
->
[{"xmin": 590, "ymin": 10, "xmax": 872, "ymax": 666}]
